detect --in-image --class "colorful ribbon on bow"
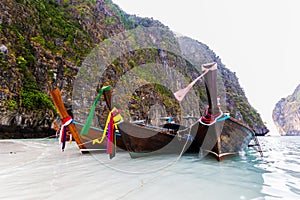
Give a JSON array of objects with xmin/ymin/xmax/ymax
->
[
  {"xmin": 102, "ymin": 107, "xmax": 123, "ymax": 159},
  {"xmin": 59, "ymin": 116, "xmax": 73, "ymax": 151}
]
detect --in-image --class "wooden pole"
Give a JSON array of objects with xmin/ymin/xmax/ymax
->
[
  {"xmin": 202, "ymin": 62, "xmax": 219, "ymax": 115},
  {"xmin": 50, "ymin": 89, "xmax": 86, "ymax": 151}
]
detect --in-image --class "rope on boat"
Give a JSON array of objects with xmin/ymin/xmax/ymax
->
[
  {"xmin": 30, "ymin": 134, "xmax": 58, "ymax": 140},
  {"xmin": 253, "ymin": 136, "xmax": 263, "ymax": 157},
  {"xmin": 176, "ymin": 131, "xmax": 194, "ymax": 141},
  {"xmin": 73, "ymin": 121, "xmax": 104, "ymax": 132},
  {"xmin": 199, "ymin": 110, "xmax": 224, "ymax": 126}
]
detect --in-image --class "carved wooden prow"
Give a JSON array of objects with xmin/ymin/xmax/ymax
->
[
  {"xmin": 202, "ymin": 62, "xmax": 219, "ymax": 115},
  {"xmin": 50, "ymin": 89, "xmax": 86, "ymax": 150}
]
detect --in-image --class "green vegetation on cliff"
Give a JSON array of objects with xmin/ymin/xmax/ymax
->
[
  {"xmin": 19, "ymin": 64, "xmax": 55, "ymax": 112},
  {"xmin": 0, "ymin": 0, "xmax": 268, "ymax": 135},
  {"xmin": 5, "ymin": 0, "xmax": 92, "ymax": 64}
]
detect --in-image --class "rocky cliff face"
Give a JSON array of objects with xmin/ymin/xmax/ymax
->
[
  {"xmin": 0, "ymin": 0, "xmax": 125, "ymax": 137},
  {"xmin": 273, "ymin": 84, "xmax": 300, "ymax": 135},
  {"xmin": 0, "ymin": 0, "xmax": 268, "ymax": 138}
]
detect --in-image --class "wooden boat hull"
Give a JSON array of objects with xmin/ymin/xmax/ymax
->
[
  {"xmin": 183, "ymin": 117, "xmax": 255, "ymax": 161},
  {"xmin": 215, "ymin": 118, "xmax": 255, "ymax": 161},
  {"xmin": 118, "ymin": 121, "xmax": 195, "ymax": 157},
  {"xmin": 117, "ymin": 116, "xmax": 254, "ymax": 160}
]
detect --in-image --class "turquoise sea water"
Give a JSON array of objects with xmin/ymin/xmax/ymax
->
[{"xmin": 0, "ymin": 136, "xmax": 299, "ymax": 200}]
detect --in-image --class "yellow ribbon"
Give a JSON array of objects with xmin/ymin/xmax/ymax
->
[
  {"xmin": 91, "ymin": 107, "xmax": 123, "ymax": 145},
  {"xmin": 92, "ymin": 111, "xmax": 112, "ymax": 145}
]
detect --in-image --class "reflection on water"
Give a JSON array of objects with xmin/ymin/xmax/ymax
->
[
  {"xmin": 256, "ymin": 136, "xmax": 300, "ymax": 200},
  {"xmin": 0, "ymin": 136, "xmax": 299, "ymax": 200}
]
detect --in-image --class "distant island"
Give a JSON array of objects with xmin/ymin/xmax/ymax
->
[{"xmin": 273, "ymin": 84, "xmax": 300, "ymax": 136}]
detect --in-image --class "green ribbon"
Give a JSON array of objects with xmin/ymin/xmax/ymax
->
[{"xmin": 80, "ymin": 86, "xmax": 111, "ymax": 135}]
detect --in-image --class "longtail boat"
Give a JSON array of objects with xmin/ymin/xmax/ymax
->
[
  {"xmin": 102, "ymin": 62, "xmax": 262, "ymax": 161},
  {"xmin": 179, "ymin": 116, "xmax": 258, "ymax": 161},
  {"xmin": 50, "ymin": 88, "xmax": 126, "ymax": 153},
  {"xmin": 195, "ymin": 62, "xmax": 262, "ymax": 161},
  {"xmin": 101, "ymin": 87, "xmax": 194, "ymax": 157}
]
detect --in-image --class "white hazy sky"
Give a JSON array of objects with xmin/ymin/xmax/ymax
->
[{"xmin": 112, "ymin": 0, "xmax": 300, "ymax": 134}]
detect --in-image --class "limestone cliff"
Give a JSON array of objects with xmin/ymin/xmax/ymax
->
[
  {"xmin": 0, "ymin": 0, "xmax": 268, "ymax": 138},
  {"xmin": 273, "ymin": 84, "xmax": 300, "ymax": 135},
  {"xmin": 0, "ymin": 0, "xmax": 126, "ymax": 137}
]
